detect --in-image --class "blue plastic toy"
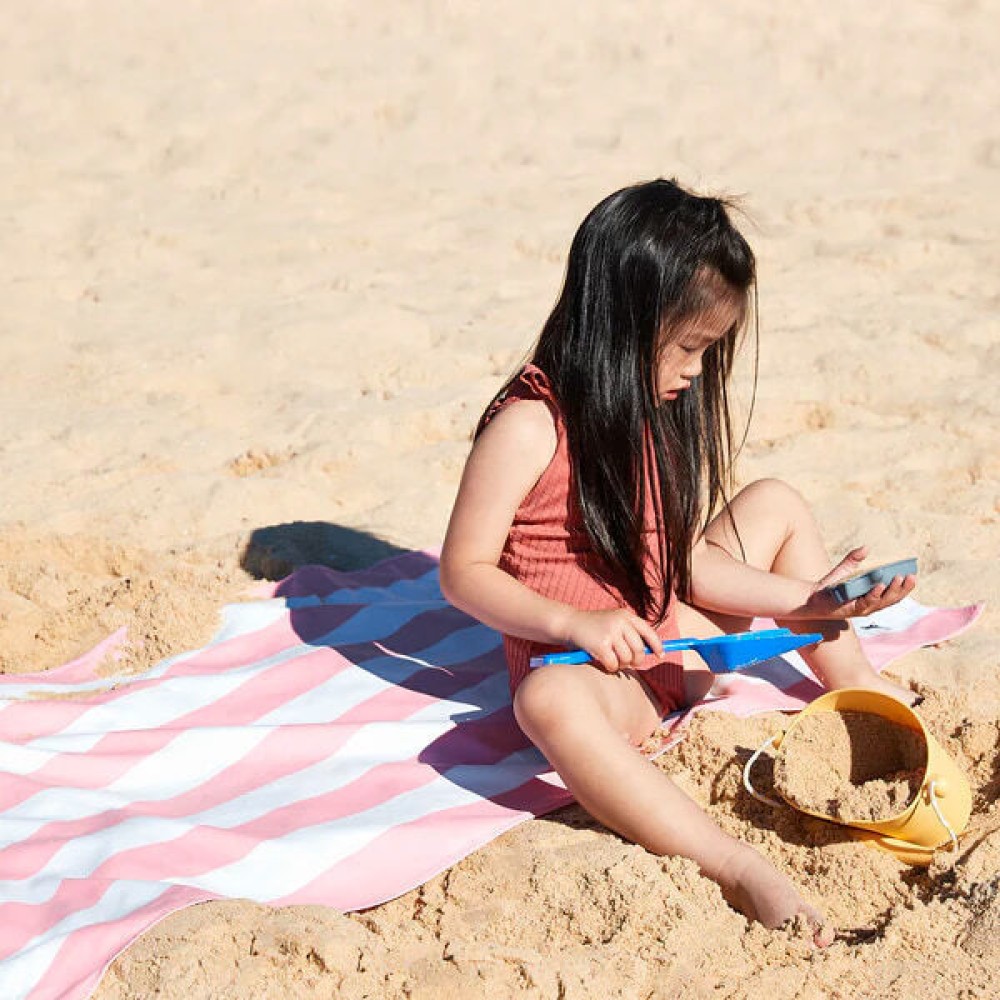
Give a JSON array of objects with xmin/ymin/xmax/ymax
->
[{"xmin": 529, "ymin": 627, "xmax": 824, "ymax": 674}]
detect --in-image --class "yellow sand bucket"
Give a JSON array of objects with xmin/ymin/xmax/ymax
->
[{"xmin": 744, "ymin": 688, "xmax": 971, "ymax": 866}]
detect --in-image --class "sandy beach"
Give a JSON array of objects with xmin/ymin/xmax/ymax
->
[{"xmin": 2, "ymin": 1, "xmax": 998, "ymax": 996}]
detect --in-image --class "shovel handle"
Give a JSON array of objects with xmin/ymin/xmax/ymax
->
[{"xmin": 531, "ymin": 637, "xmax": 707, "ymax": 668}]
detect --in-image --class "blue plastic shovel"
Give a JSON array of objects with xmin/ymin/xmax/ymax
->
[{"xmin": 529, "ymin": 627, "xmax": 824, "ymax": 674}]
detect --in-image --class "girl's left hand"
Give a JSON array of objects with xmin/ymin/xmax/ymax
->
[{"xmin": 801, "ymin": 546, "xmax": 917, "ymax": 619}]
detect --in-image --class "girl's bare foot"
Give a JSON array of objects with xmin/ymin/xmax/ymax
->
[
  {"xmin": 828, "ymin": 667, "xmax": 922, "ymax": 707},
  {"xmin": 862, "ymin": 673, "xmax": 924, "ymax": 708},
  {"xmin": 716, "ymin": 844, "xmax": 835, "ymax": 947}
]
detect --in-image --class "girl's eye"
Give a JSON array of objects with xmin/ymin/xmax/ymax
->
[{"xmin": 680, "ymin": 344, "xmax": 697, "ymax": 354}]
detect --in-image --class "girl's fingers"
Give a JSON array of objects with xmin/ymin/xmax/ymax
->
[
  {"xmin": 611, "ymin": 636, "xmax": 633, "ymax": 667},
  {"xmin": 634, "ymin": 618, "xmax": 664, "ymax": 657},
  {"xmin": 582, "ymin": 611, "xmax": 671, "ymax": 672},
  {"xmin": 855, "ymin": 583, "xmax": 887, "ymax": 614},
  {"xmin": 858, "ymin": 575, "xmax": 917, "ymax": 615},
  {"xmin": 819, "ymin": 548, "xmax": 867, "ymax": 589},
  {"xmin": 597, "ymin": 640, "xmax": 621, "ymax": 672},
  {"xmin": 623, "ymin": 629, "xmax": 648, "ymax": 663}
]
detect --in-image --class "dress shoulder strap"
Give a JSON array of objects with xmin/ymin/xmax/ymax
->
[{"xmin": 480, "ymin": 363, "xmax": 562, "ymax": 432}]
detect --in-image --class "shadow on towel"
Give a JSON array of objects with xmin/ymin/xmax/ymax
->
[{"xmin": 246, "ymin": 526, "xmax": 572, "ymax": 821}]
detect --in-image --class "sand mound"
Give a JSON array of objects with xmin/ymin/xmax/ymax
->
[
  {"xmin": 0, "ymin": 527, "xmax": 249, "ymax": 678},
  {"xmin": 774, "ymin": 710, "xmax": 927, "ymax": 822}
]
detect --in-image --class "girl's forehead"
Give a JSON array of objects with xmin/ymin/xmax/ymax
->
[{"xmin": 667, "ymin": 299, "xmax": 743, "ymax": 340}]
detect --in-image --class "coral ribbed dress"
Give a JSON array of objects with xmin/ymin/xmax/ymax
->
[{"xmin": 483, "ymin": 364, "xmax": 686, "ymax": 717}]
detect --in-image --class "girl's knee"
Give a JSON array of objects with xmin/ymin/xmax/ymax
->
[
  {"xmin": 513, "ymin": 667, "xmax": 569, "ymax": 734},
  {"xmin": 513, "ymin": 665, "xmax": 604, "ymax": 738},
  {"xmin": 741, "ymin": 477, "xmax": 800, "ymax": 502},
  {"xmin": 739, "ymin": 478, "xmax": 809, "ymax": 516}
]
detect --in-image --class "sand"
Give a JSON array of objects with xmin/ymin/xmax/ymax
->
[
  {"xmin": 1, "ymin": 1, "xmax": 998, "ymax": 996},
  {"xmin": 773, "ymin": 710, "xmax": 927, "ymax": 822}
]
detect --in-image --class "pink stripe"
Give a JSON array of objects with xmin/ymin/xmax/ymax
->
[
  {"xmin": 0, "ymin": 615, "xmax": 304, "ymax": 741},
  {"xmin": 0, "ymin": 628, "xmax": 129, "ymax": 688},
  {"xmin": 0, "ymin": 638, "xmax": 503, "ymax": 886},
  {"xmin": 276, "ymin": 775, "xmax": 572, "ymax": 910},
  {"xmin": 0, "ymin": 719, "xmax": 392, "ymax": 952},
  {"xmin": 677, "ymin": 677, "xmax": 820, "ymax": 732},
  {"xmin": 0, "ymin": 701, "xmax": 525, "ymax": 954},
  {"xmin": 26, "ymin": 883, "xmax": 208, "ymax": 1000},
  {"xmin": 0, "ymin": 575, "xmax": 471, "ymax": 745},
  {"xmin": 286, "ymin": 602, "xmax": 478, "ymax": 666}
]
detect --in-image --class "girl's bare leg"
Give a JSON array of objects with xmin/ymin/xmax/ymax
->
[
  {"xmin": 699, "ymin": 478, "xmax": 918, "ymax": 704},
  {"xmin": 514, "ymin": 662, "xmax": 832, "ymax": 944}
]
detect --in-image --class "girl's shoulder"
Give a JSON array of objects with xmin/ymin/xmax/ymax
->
[
  {"xmin": 482, "ymin": 363, "xmax": 562, "ymax": 429},
  {"xmin": 476, "ymin": 364, "xmax": 561, "ymax": 479}
]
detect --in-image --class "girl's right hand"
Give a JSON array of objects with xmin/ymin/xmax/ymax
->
[
  {"xmin": 564, "ymin": 608, "xmax": 664, "ymax": 673},
  {"xmin": 801, "ymin": 546, "xmax": 916, "ymax": 619}
]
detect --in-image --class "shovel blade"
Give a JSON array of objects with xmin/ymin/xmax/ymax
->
[{"xmin": 692, "ymin": 629, "xmax": 823, "ymax": 673}]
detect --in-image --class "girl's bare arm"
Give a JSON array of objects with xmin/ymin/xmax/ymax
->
[
  {"xmin": 440, "ymin": 400, "xmax": 574, "ymax": 642},
  {"xmin": 688, "ymin": 537, "xmax": 914, "ymax": 620},
  {"xmin": 439, "ymin": 401, "xmax": 663, "ymax": 667}
]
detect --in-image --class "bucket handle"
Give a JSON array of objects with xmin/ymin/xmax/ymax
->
[
  {"xmin": 926, "ymin": 780, "xmax": 960, "ymax": 856},
  {"xmin": 743, "ymin": 734, "xmax": 961, "ymax": 857},
  {"xmin": 743, "ymin": 734, "xmax": 785, "ymax": 808}
]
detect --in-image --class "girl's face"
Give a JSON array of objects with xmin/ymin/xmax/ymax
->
[{"xmin": 655, "ymin": 301, "xmax": 741, "ymax": 401}]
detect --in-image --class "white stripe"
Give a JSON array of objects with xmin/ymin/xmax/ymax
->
[
  {"xmin": 0, "ymin": 724, "xmax": 271, "ymax": 849},
  {"xmin": 1, "ymin": 711, "xmax": 530, "ymax": 997},
  {"xmin": 211, "ymin": 566, "xmax": 442, "ymax": 641},
  {"xmin": 0, "ymin": 645, "xmax": 203, "ymax": 701},
  {"xmin": 850, "ymin": 596, "xmax": 930, "ymax": 633},
  {"xmin": 209, "ymin": 598, "xmax": 292, "ymax": 642},
  {"xmin": 197, "ymin": 670, "xmax": 510, "ymax": 829},
  {"xmin": 282, "ymin": 600, "xmax": 444, "ymax": 648},
  {"xmin": 0, "ymin": 642, "xmax": 329, "ymax": 765},
  {"xmin": 2, "ymin": 599, "xmax": 480, "ymax": 753},
  {"xmin": 286, "ymin": 569, "xmax": 443, "ymax": 608},
  {"xmin": 2, "ymin": 735, "xmax": 539, "ymax": 995},
  {"xmin": 254, "ymin": 623, "xmax": 499, "ymax": 728}
]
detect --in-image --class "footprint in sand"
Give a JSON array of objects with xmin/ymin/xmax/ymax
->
[{"xmin": 227, "ymin": 447, "xmax": 298, "ymax": 478}]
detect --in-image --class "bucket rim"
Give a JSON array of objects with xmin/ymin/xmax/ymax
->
[{"xmin": 774, "ymin": 688, "xmax": 930, "ymax": 825}]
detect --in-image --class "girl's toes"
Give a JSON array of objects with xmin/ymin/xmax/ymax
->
[{"xmin": 812, "ymin": 918, "xmax": 836, "ymax": 948}]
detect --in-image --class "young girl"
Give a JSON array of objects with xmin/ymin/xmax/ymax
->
[{"xmin": 439, "ymin": 178, "xmax": 917, "ymax": 944}]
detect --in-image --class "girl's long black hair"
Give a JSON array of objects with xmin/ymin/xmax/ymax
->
[{"xmin": 488, "ymin": 178, "xmax": 757, "ymax": 624}]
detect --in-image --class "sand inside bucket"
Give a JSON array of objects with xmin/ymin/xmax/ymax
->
[{"xmin": 773, "ymin": 710, "xmax": 927, "ymax": 822}]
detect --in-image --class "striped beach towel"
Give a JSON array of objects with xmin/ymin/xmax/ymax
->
[{"xmin": 0, "ymin": 551, "xmax": 982, "ymax": 999}]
